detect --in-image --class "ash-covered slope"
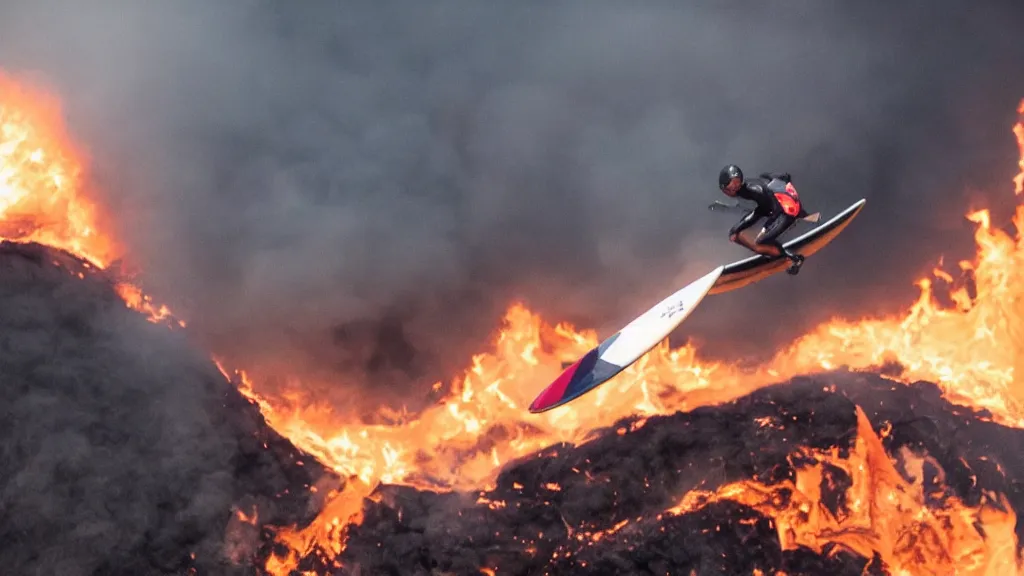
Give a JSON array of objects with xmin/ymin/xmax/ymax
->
[
  {"xmin": 0, "ymin": 242, "xmax": 337, "ymax": 576},
  {"xmin": 339, "ymin": 372, "xmax": 1024, "ymax": 576}
]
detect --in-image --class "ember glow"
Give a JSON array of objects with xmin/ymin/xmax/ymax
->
[
  {"xmin": 669, "ymin": 407, "xmax": 1021, "ymax": 576},
  {"xmin": 1016, "ymin": 99, "xmax": 1024, "ymax": 195},
  {"xmin": 1, "ymin": 71, "xmax": 1022, "ymax": 574}
]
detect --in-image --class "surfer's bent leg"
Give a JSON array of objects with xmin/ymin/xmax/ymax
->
[
  {"xmin": 756, "ymin": 213, "xmax": 804, "ymax": 273},
  {"xmin": 729, "ymin": 211, "xmax": 760, "ymax": 246}
]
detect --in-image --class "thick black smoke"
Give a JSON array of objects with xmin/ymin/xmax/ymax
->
[
  {"xmin": 0, "ymin": 242, "xmax": 335, "ymax": 575},
  {"xmin": 1, "ymin": 1, "xmax": 1023, "ymax": 407}
]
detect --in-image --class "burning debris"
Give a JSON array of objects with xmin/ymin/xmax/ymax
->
[{"xmin": 0, "ymin": 241, "xmax": 337, "ymax": 575}]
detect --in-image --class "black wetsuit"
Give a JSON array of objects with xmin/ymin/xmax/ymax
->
[
  {"xmin": 729, "ymin": 172, "xmax": 802, "ymax": 246},
  {"xmin": 728, "ymin": 172, "xmax": 805, "ymax": 272}
]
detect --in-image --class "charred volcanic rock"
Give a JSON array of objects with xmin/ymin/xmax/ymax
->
[
  {"xmin": 0, "ymin": 242, "xmax": 337, "ymax": 576},
  {"xmin": 6, "ymin": 240, "xmax": 1023, "ymax": 576},
  {"xmin": 339, "ymin": 372, "xmax": 1024, "ymax": 576}
]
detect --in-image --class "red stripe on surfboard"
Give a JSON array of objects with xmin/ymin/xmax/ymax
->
[{"xmin": 529, "ymin": 354, "xmax": 587, "ymax": 411}]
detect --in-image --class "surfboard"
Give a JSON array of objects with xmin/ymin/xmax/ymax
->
[
  {"xmin": 528, "ymin": 265, "xmax": 724, "ymax": 413},
  {"xmin": 709, "ymin": 198, "xmax": 866, "ymax": 295},
  {"xmin": 527, "ymin": 198, "xmax": 865, "ymax": 414}
]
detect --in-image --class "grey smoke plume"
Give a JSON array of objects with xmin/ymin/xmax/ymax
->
[{"xmin": 1, "ymin": 1, "xmax": 1023, "ymax": 407}]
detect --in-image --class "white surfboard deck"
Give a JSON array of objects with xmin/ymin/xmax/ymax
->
[{"xmin": 528, "ymin": 265, "xmax": 723, "ymax": 413}]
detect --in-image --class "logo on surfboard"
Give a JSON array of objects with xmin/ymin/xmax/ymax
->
[{"xmin": 660, "ymin": 299, "xmax": 687, "ymax": 319}]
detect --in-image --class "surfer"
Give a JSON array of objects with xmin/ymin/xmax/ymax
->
[{"xmin": 718, "ymin": 164, "xmax": 806, "ymax": 275}]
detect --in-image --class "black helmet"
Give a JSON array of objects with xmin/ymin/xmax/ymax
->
[{"xmin": 719, "ymin": 164, "xmax": 742, "ymax": 189}]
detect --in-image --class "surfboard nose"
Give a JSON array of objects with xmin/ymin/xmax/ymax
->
[
  {"xmin": 528, "ymin": 267, "xmax": 724, "ymax": 414},
  {"xmin": 529, "ymin": 358, "xmax": 580, "ymax": 413}
]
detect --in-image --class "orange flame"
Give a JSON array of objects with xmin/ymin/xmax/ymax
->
[
  {"xmin": 1015, "ymin": 99, "xmax": 1024, "ymax": 194},
  {"xmin": 1, "ymin": 70, "xmax": 1023, "ymax": 574},
  {"xmin": 670, "ymin": 407, "xmax": 1022, "ymax": 575},
  {"xmin": 0, "ymin": 71, "xmax": 182, "ymax": 326},
  {"xmin": 0, "ymin": 73, "xmax": 114, "ymax": 266}
]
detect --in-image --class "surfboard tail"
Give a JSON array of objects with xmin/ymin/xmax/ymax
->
[{"xmin": 709, "ymin": 198, "xmax": 865, "ymax": 295}]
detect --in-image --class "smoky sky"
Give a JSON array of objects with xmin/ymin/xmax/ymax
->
[{"xmin": 1, "ymin": 1, "xmax": 1023, "ymax": 409}]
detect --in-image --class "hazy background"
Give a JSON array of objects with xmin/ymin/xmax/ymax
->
[{"xmin": 1, "ymin": 0, "xmax": 1022, "ymax": 410}]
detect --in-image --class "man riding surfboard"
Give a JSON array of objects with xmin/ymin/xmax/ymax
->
[{"xmin": 718, "ymin": 164, "xmax": 806, "ymax": 275}]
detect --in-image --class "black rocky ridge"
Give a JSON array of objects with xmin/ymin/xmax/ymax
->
[
  {"xmin": 336, "ymin": 372, "xmax": 1024, "ymax": 576},
  {"xmin": 0, "ymin": 241, "xmax": 338, "ymax": 576},
  {"xmin": 2, "ymin": 241, "xmax": 1022, "ymax": 576}
]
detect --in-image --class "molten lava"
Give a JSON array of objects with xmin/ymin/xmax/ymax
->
[
  {"xmin": 1, "ymin": 68, "xmax": 1023, "ymax": 575},
  {"xmin": 670, "ymin": 407, "xmax": 1022, "ymax": 576}
]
